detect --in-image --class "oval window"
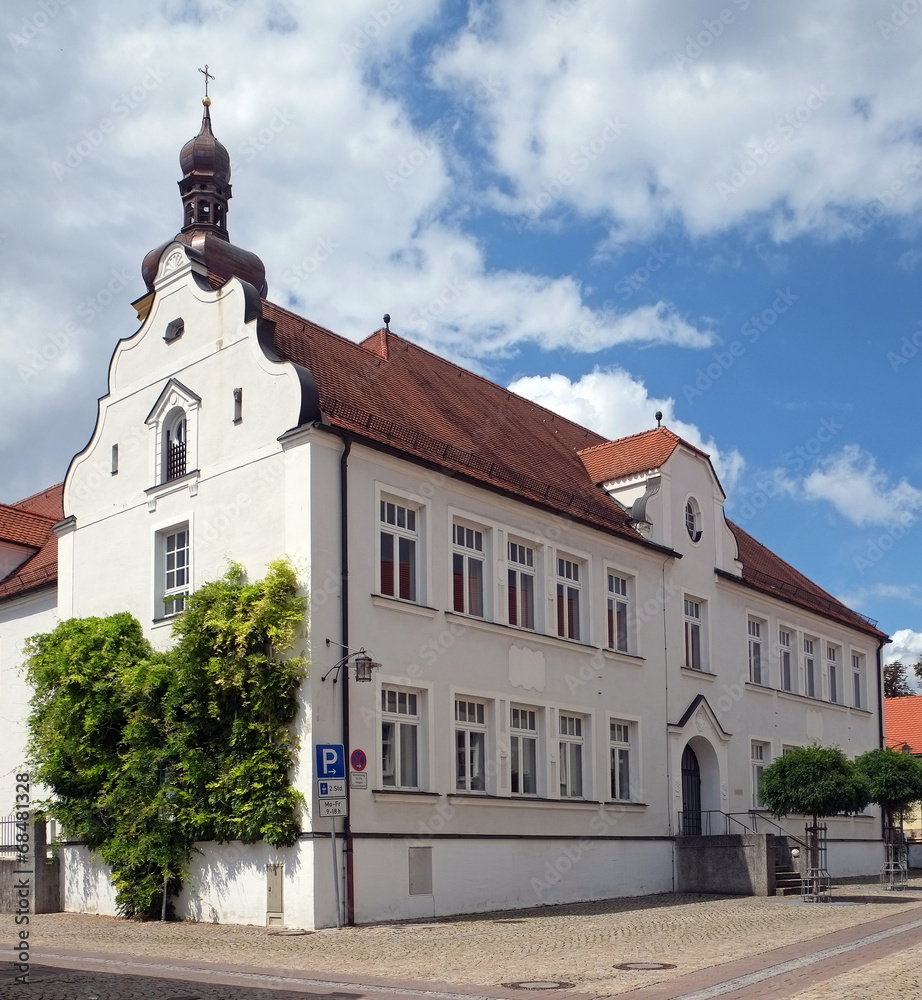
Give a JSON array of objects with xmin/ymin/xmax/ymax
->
[{"xmin": 685, "ymin": 497, "xmax": 702, "ymax": 542}]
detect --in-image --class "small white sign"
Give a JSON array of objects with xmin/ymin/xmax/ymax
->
[
  {"xmin": 317, "ymin": 779, "xmax": 346, "ymax": 797},
  {"xmin": 319, "ymin": 798, "xmax": 348, "ymax": 818},
  {"xmin": 350, "ymin": 772, "xmax": 368, "ymax": 789}
]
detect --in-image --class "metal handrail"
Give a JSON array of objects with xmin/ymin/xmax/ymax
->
[
  {"xmin": 677, "ymin": 809, "xmax": 809, "ymax": 852},
  {"xmin": 726, "ymin": 811, "xmax": 810, "ymax": 852}
]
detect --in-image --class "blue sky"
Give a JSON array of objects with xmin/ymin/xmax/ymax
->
[{"xmin": 3, "ymin": 0, "xmax": 922, "ymax": 675}]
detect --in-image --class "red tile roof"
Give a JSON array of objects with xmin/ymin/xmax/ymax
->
[
  {"xmin": 885, "ymin": 695, "xmax": 922, "ymax": 754},
  {"xmin": 265, "ymin": 304, "xmax": 884, "ymax": 640},
  {"xmin": 0, "ymin": 483, "xmax": 63, "ymax": 601},
  {"xmin": 579, "ymin": 426, "xmax": 707, "ymax": 484},
  {"xmin": 0, "ymin": 506, "xmax": 51, "ymax": 550},
  {"xmin": 724, "ymin": 523, "xmax": 884, "ymax": 637},
  {"xmin": 267, "ymin": 304, "xmax": 643, "ymax": 544}
]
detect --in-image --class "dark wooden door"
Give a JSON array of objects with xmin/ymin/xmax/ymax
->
[{"xmin": 681, "ymin": 745, "xmax": 701, "ymax": 835}]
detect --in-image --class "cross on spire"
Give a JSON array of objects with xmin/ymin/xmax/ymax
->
[{"xmin": 199, "ymin": 64, "xmax": 214, "ymax": 100}]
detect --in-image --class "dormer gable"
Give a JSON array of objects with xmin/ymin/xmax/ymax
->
[{"xmin": 578, "ymin": 424, "xmax": 739, "ymax": 572}]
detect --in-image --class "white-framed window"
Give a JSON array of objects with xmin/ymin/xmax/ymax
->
[
  {"xmin": 827, "ymin": 643, "xmax": 840, "ymax": 703},
  {"xmin": 163, "ymin": 407, "xmax": 187, "ymax": 482},
  {"xmin": 510, "ymin": 705, "xmax": 538, "ymax": 795},
  {"xmin": 607, "ymin": 572, "xmax": 630, "ymax": 652},
  {"xmin": 684, "ymin": 597, "xmax": 704, "ymax": 670},
  {"xmin": 455, "ymin": 697, "xmax": 487, "ymax": 792},
  {"xmin": 381, "ymin": 686, "xmax": 420, "ymax": 789},
  {"xmin": 852, "ymin": 652, "xmax": 865, "ymax": 709},
  {"xmin": 609, "ymin": 720, "xmax": 632, "ymax": 801},
  {"xmin": 558, "ymin": 713, "xmax": 584, "ymax": 799},
  {"xmin": 379, "ymin": 497, "xmax": 419, "ymax": 602},
  {"xmin": 779, "ymin": 628, "xmax": 795, "ymax": 693},
  {"xmin": 146, "ymin": 379, "xmax": 201, "ymax": 488},
  {"xmin": 452, "ymin": 521, "xmax": 485, "ymax": 617},
  {"xmin": 751, "ymin": 740, "xmax": 770, "ymax": 808},
  {"xmin": 158, "ymin": 524, "xmax": 190, "ymax": 618},
  {"xmin": 748, "ymin": 618, "xmax": 766, "ymax": 684},
  {"xmin": 685, "ymin": 496, "xmax": 702, "ymax": 542},
  {"xmin": 804, "ymin": 636, "xmax": 817, "ymax": 697},
  {"xmin": 556, "ymin": 556, "xmax": 582, "ymax": 641},
  {"xmin": 507, "ymin": 540, "xmax": 536, "ymax": 629}
]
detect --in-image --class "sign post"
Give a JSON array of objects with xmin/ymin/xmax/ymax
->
[{"xmin": 316, "ymin": 744, "xmax": 347, "ymax": 929}]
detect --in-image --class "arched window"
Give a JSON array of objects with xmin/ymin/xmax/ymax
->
[
  {"xmin": 164, "ymin": 407, "xmax": 187, "ymax": 481},
  {"xmin": 685, "ymin": 496, "xmax": 702, "ymax": 543}
]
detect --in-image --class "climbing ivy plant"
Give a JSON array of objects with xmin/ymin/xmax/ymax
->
[{"xmin": 25, "ymin": 558, "xmax": 307, "ymax": 919}]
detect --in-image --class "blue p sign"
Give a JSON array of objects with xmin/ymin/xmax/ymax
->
[{"xmin": 316, "ymin": 743, "xmax": 346, "ymax": 779}]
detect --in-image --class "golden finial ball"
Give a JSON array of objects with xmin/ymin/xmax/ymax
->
[{"xmin": 203, "ymin": 95, "xmax": 212, "ymax": 107}]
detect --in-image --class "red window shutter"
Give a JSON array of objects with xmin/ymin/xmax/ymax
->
[
  {"xmin": 453, "ymin": 554, "xmax": 465, "ymax": 613},
  {"xmin": 380, "ymin": 533, "xmax": 394, "ymax": 596}
]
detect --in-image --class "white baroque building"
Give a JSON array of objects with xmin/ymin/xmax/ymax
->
[{"xmin": 0, "ymin": 102, "xmax": 888, "ymax": 928}]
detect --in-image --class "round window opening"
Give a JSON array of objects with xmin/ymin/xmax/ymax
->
[{"xmin": 685, "ymin": 498, "xmax": 702, "ymax": 543}]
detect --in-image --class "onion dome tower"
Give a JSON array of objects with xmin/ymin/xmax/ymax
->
[{"xmin": 142, "ymin": 77, "xmax": 267, "ymax": 297}]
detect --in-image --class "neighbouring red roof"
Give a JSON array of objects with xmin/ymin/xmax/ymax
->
[
  {"xmin": 265, "ymin": 303, "xmax": 884, "ymax": 640},
  {"xmin": 885, "ymin": 695, "xmax": 922, "ymax": 754},
  {"xmin": 0, "ymin": 483, "xmax": 63, "ymax": 601},
  {"xmin": 579, "ymin": 426, "xmax": 707, "ymax": 484}
]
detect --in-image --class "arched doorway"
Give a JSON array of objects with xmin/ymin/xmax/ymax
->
[{"xmin": 681, "ymin": 744, "xmax": 701, "ymax": 835}]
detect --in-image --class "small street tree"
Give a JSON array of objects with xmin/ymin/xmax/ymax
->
[
  {"xmin": 884, "ymin": 661, "xmax": 914, "ymax": 698},
  {"xmin": 759, "ymin": 744, "xmax": 869, "ymax": 900},
  {"xmin": 854, "ymin": 747, "xmax": 922, "ymax": 831},
  {"xmin": 855, "ymin": 747, "xmax": 922, "ymax": 888}
]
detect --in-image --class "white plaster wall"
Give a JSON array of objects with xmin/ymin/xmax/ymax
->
[
  {"xmin": 352, "ymin": 837, "xmax": 673, "ymax": 923},
  {"xmin": 63, "ymin": 845, "xmax": 118, "ymax": 915},
  {"xmin": 0, "ymin": 588, "xmax": 58, "ymax": 812},
  {"xmin": 175, "ymin": 839, "xmax": 315, "ymax": 928},
  {"xmin": 64, "ymin": 839, "xmax": 316, "ymax": 927}
]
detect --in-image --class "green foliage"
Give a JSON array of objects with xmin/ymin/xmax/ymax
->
[
  {"xmin": 884, "ymin": 661, "xmax": 914, "ymax": 698},
  {"xmin": 25, "ymin": 559, "xmax": 306, "ymax": 919},
  {"xmin": 854, "ymin": 747, "xmax": 922, "ymax": 827},
  {"xmin": 758, "ymin": 744, "xmax": 870, "ymax": 824}
]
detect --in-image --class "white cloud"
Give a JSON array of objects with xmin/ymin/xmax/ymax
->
[
  {"xmin": 1, "ymin": 0, "xmax": 724, "ymax": 501},
  {"xmin": 507, "ymin": 366, "xmax": 744, "ymax": 489},
  {"xmin": 432, "ymin": 0, "xmax": 922, "ymax": 243},
  {"xmin": 803, "ymin": 445, "xmax": 922, "ymax": 526},
  {"xmin": 885, "ymin": 628, "xmax": 922, "ymax": 669}
]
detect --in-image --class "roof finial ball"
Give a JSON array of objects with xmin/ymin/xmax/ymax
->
[
  {"xmin": 655, "ymin": 411, "xmax": 663, "ymax": 428},
  {"xmin": 383, "ymin": 314, "xmax": 391, "ymax": 332}
]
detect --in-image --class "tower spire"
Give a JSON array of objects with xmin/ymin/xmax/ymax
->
[{"xmin": 140, "ymin": 70, "xmax": 268, "ymax": 297}]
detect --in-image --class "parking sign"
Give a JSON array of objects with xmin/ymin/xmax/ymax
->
[{"xmin": 315, "ymin": 743, "xmax": 346, "ymax": 779}]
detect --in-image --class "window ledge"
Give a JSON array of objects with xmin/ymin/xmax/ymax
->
[
  {"xmin": 151, "ymin": 614, "xmax": 182, "ymax": 628},
  {"xmin": 774, "ymin": 688, "xmax": 851, "ymax": 712},
  {"xmin": 680, "ymin": 666, "xmax": 717, "ymax": 680},
  {"xmin": 602, "ymin": 649, "xmax": 645, "ymax": 666},
  {"xmin": 371, "ymin": 595, "xmax": 439, "ymax": 619},
  {"xmin": 373, "ymin": 789, "xmax": 441, "ymax": 802},
  {"xmin": 145, "ymin": 469, "xmax": 201, "ymax": 512},
  {"xmin": 444, "ymin": 612, "xmax": 601, "ymax": 654},
  {"xmin": 446, "ymin": 794, "xmax": 605, "ymax": 810},
  {"xmin": 744, "ymin": 681, "xmax": 774, "ymax": 695}
]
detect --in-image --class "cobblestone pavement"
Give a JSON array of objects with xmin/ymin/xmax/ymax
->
[{"xmin": 7, "ymin": 876, "xmax": 922, "ymax": 999}]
